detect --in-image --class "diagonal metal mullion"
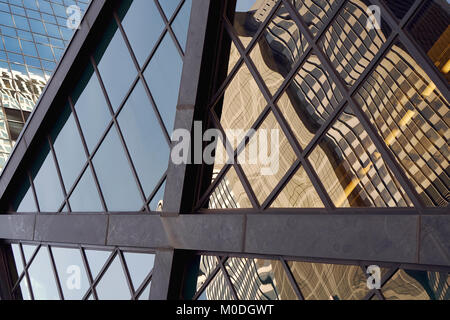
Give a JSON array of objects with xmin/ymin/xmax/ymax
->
[
  {"xmin": 222, "ymin": 0, "xmax": 283, "ymax": 60},
  {"xmin": 82, "ymin": 249, "xmax": 117, "ymax": 300},
  {"xmin": 139, "ymin": 172, "xmax": 168, "ymax": 212},
  {"xmin": 219, "ymin": 256, "xmax": 239, "ymax": 300},
  {"xmin": 47, "ymin": 135, "xmax": 71, "ymax": 213},
  {"xmin": 372, "ymin": 0, "xmax": 450, "ymax": 103},
  {"xmin": 19, "ymin": 243, "xmax": 38, "ymax": 300},
  {"xmin": 280, "ymin": 258, "xmax": 304, "ymax": 300},
  {"xmin": 117, "ymin": 249, "xmax": 136, "ymax": 299},
  {"xmin": 225, "ymin": 11, "xmax": 336, "ymax": 209},
  {"xmin": 90, "ymin": 56, "xmax": 150, "ymax": 212},
  {"xmin": 113, "ymin": 11, "xmax": 172, "ymax": 145},
  {"xmin": 283, "ymin": 0, "xmax": 425, "ymax": 209},
  {"xmin": 27, "ymin": 171, "xmax": 41, "ymax": 213},
  {"xmin": 133, "ymin": 270, "xmax": 153, "ymax": 300},
  {"xmin": 209, "ymin": 106, "xmax": 267, "ymax": 209},
  {"xmin": 47, "ymin": 245, "xmax": 64, "ymax": 300},
  {"xmin": 67, "ymin": 96, "xmax": 108, "ymax": 213},
  {"xmin": 154, "ymin": 0, "xmax": 186, "ymax": 58},
  {"xmin": 192, "ymin": 256, "xmax": 225, "ymax": 300},
  {"xmin": 79, "ymin": 246, "xmax": 98, "ymax": 300}
]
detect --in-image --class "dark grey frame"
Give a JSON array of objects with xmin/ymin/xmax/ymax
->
[{"xmin": 0, "ymin": 0, "xmax": 448, "ymax": 300}]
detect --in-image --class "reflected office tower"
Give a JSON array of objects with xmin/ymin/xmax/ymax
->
[
  {"xmin": 206, "ymin": 0, "xmax": 449, "ymax": 300},
  {"xmin": 0, "ymin": 0, "xmax": 90, "ymax": 170}
]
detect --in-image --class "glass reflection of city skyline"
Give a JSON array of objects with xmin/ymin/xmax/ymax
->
[
  {"xmin": 203, "ymin": 0, "xmax": 449, "ymax": 300},
  {"xmin": 1, "ymin": 0, "xmax": 448, "ymax": 301},
  {"xmin": 0, "ymin": 0, "xmax": 90, "ymax": 170}
]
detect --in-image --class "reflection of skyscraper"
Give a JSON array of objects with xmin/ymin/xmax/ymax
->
[
  {"xmin": 0, "ymin": 0, "xmax": 90, "ymax": 170},
  {"xmin": 206, "ymin": 0, "xmax": 449, "ymax": 300}
]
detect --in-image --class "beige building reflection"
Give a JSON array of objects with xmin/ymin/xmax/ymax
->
[
  {"xmin": 0, "ymin": 67, "xmax": 45, "ymax": 170},
  {"xmin": 206, "ymin": 0, "xmax": 449, "ymax": 300}
]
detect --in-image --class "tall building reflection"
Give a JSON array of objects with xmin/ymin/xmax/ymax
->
[{"xmin": 206, "ymin": 0, "xmax": 449, "ymax": 299}]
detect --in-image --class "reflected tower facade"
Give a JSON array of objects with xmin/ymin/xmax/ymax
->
[
  {"xmin": 0, "ymin": 0, "xmax": 448, "ymax": 301},
  {"xmin": 0, "ymin": 0, "xmax": 90, "ymax": 170}
]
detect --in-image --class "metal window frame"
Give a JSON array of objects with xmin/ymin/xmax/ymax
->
[{"xmin": 0, "ymin": 0, "xmax": 448, "ymax": 300}]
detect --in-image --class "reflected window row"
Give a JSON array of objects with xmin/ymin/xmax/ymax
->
[
  {"xmin": 10, "ymin": 0, "xmax": 192, "ymax": 213},
  {"xmin": 9, "ymin": 242, "xmax": 155, "ymax": 300},
  {"xmin": 202, "ymin": 0, "xmax": 449, "ymax": 210},
  {"xmin": 194, "ymin": 255, "xmax": 449, "ymax": 300}
]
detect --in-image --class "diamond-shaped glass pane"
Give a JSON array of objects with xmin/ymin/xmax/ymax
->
[
  {"xmin": 85, "ymin": 250, "xmax": 112, "ymax": 280},
  {"xmin": 94, "ymin": 20, "xmax": 137, "ymax": 111},
  {"xmin": 52, "ymin": 247, "xmax": 90, "ymax": 300},
  {"xmin": 96, "ymin": 256, "xmax": 131, "ymax": 300},
  {"xmin": 319, "ymin": 0, "xmax": 391, "ymax": 87},
  {"xmin": 51, "ymin": 104, "xmax": 86, "ymax": 192},
  {"xmin": 123, "ymin": 252, "xmax": 155, "ymax": 290},
  {"xmin": 290, "ymin": 0, "xmax": 342, "ymax": 37},
  {"xmin": 68, "ymin": 166, "xmax": 103, "ymax": 212},
  {"xmin": 119, "ymin": 0, "xmax": 165, "ymax": 67},
  {"xmin": 92, "ymin": 126, "xmax": 143, "ymax": 211},
  {"xmin": 382, "ymin": 269, "xmax": 449, "ymax": 300},
  {"xmin": 354, "ymin": 42, "xmax": 449, "ymax": 207},
  {"xmin": 215, "ymin": 62, "xmax": 267, "ymax": 149},
  {"xmin": 31, "ymin": 141, "xmax": 65, "ymax": 212},
  {"xmin": 250, "ymin": 3, "xmax": 309, "ymax": 95},
  {"xmin": 240, "ymin": 112, "xmax": 297, "ymax": 204},
  {"xmin": 271, "ymin": 165, "xmax": 324, "ymax": 208},
  {"xmin": 226, "ymin": 257, "xmax": 298, "ymax": 300},
  {"xmin": 144, "ymin": 33, "xmax": 183, "ymax": 133},
  {"xmin": 118, "ymin": 81, "xmax": 169, "ymax": 198},
  {"xmin": 277, "ymin": 53, "xmax": 343, "ymax": 149},
  {"xmin": 72, "ymin": 64, "xmax": 111, "ymax": 154},
  {"xmin": 27, "ymin": 247, "xmax": 60, "ymax": 300},
  {"xmin": 208, "ymin": 166, "xmax": 252, "ymax": 209},
  {"xmin": 196, "ymin": 256, "xmax": 219, "ymax": 292},
  {"xmin": 197, "ymin": 269, "xmax": 235, "ymax": 300},
  {"xmin": 309, "ymin": 106, "xmax": 413, "ymax": 208},
  {"xmin": 288, "ymin": 261, "xmax": 370, "ymax": 300}
]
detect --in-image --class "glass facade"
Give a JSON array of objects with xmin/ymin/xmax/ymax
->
[
  {"xmin": 194, "ymin": 255, "xmax": 449, "ymax": 300},
  {"xmin": 0, "ymin": 0, "xmax": 448, "ymax": 301},
  {"xmin": 10, "ymin": 243, "xmax": 155, "ymax": 300},
  {"xmin": 0, "ymin": 0, "xmax": 90, "ymax": 170},
  {"xmin": 9, "ymin": 0, "xmax": 192, "ymax": 213}
]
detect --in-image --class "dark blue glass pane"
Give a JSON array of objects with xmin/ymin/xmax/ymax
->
[
  {"xmin": 69, "ymin": 167, "xmax": 103, "ymax": 212},
  {"xmin": 95, "ymin": 20, "xmax": 137, "ymax": 111},
  {"xmin": 118, "ymin": 80, "xmax": 169, "ymax": 197},
  {"xmin": 144, "ymin": 33, "xmax": 183, "ymax": 133},
  {"xmin": 72, "ymin": 64, "xmax": 111, "ymax": 153},
  {"xmin": 92, "ymin": 126, "xmax": 143, "ymax": 211},
  {"xmin": 31, "ymin": 141, "xmax": 65, "ymax": 212},
  {"xmin": 51, "ymin": 104, "xmax": 86, "ymax": 191},
  {"xmin": 120, "ymin": 0, "xmax": 164, "ymax": 67}
]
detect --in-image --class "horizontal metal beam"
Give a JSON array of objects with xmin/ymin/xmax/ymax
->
[{"xmin": 1, "ymin": 211, "xmax": 448, "ymax": 268}]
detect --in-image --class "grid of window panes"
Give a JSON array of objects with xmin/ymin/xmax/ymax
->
[
  {"xmin": 9, "ymin": 242, "xmax": 155, "ymax": 300},
  {"xmin": 0, "ymin": 0, "xmax": 90, "ymax": 170},
  {"xmin": 199, "ymin": 0, "xmax": 449, "ymax": 211},
  {"xmin": 194, "ymin": 255, "xmax": 449, "ymax": 300},
  {"xmin": 9, "ymin": 0, "xmax": 192, "ymax": 213}
]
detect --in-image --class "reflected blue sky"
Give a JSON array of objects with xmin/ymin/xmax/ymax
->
[{"xmin": 235, "ymin": 0, "xmax": 258, "ymax": 12}]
